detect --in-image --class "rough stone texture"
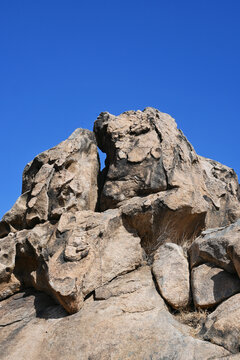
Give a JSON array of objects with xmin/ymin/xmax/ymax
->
[
  {"xmin": 0, "ymin": 107, "xmax": 240, "ymax": 359},
  {"xmin": 228, "ymin": 238, "xmax": 240, "ymax": 280},
  {"xmin": 152, "ymin": 243, "xmax": 190, "ymax": 309},
  {"xmin": 191, "ymin": 263, "xmax": 240, "ymax": 308},
  {"xmin": 0, "ymin": 268, "xmax": 229, "ymax": 360},
  {"xmin": 0, "ymin": 209, "xmax": 143, "ymax": 313},
  {"xmin": 120, "ymin": 190, "xmax": 207, "ymax": 254},
  {"xmin": 94, "ymin": 108, "xmax": 240, "ymax": 230},
  {"xmin": 189, "ymin": 219, "xmax": 240, "ymax": 273},
  {"xmin": 0, "ymin": 128, "xmax": 99, "ymax": 237},
  {"xmin": 200, "ymin": 293, "xmax": 240, "ymax": 353}
]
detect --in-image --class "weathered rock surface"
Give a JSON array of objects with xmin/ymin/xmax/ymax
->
[
  {"xmin": 0, "ymin": 107, "xmax": 240, "ymax": 359},
  {"xmin": 0, "ymin": 128, "xmax": 99, "ymax": 237},
  {"xmin": 191, "ymin": 263, "xmax": 240, "ymax": 308},
  {"xmin": 94, "ymin": 108, "xmax": 240, "ymax": 231},
  {"xmin": 189, "ymin": 219, "xmax": 240, "ymax": 273},
  {"xmin": 120, "ymin": 189, "xmax": 207, "ymax": 252},
  {"xmin": 0, "ymin": 209, "xmax": 143, "ymax": 313},
  {"xmin": 152, "ymin": 243, "xmax": 190, "ymax": 309},
  {"xmin": 0, "ymin": 268, "xmax": 230, "ymax": 360},
  {"xmin": 200, "ymin": 293, "xmax": 240, "ymax": 353}
]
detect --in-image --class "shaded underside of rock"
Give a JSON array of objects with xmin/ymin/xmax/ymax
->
[{"xmin": 191, "ymin": 263, "xmax": 240, "ymax": 308}]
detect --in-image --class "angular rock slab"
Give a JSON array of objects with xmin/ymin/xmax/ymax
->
[
  {"xmin": 0, "ymin": 209, "xmax": 144, "ymax": 313},
  {"xmin": 191, "ymin": 263, "xmax": 240, "ymax": 308},
  {"xmin": 0, "ymin": 128, "xmax": 99, "ymax": 237},
  {"xmin": 152, "ymin": 243, "xmax": 190, "ymax": 309},
  {"xmin": 0, "ymin": 267, "xmax": 230, "ymax": 360},
  {"xmin": 189, "ymin": 219, "xmax": 240, "ymax": 273},
  {"xmin": 201, "ymin": 293, "xmax": 240, "ymax": 353},
  {"xmin": 94, "ymin": 107, "xmax": 240, "ymax": 229}
]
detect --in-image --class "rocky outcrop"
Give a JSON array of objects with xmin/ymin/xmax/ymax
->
[
  {"xmin": 0, "ymin": 107, "xmax": 240, "ymax": 359},
  {"xmin": 94, "ymin": 108, "xmax": 240, "ymax": 231},
  {"xmin": 0, "ymin": 129, "xmax": 99, "ymax": 237},
  {"xmin": 152, "ymin": 243, "xmax": 190, "ymax": 309}
]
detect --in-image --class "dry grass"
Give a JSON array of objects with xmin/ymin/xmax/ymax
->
[
  {"xmin": 143, "ymin": 220, "xmax": 200, "ymax": 264},
  {"xmin": 174, "ymin": 308, "xmax": 209, "ymax": 336}
]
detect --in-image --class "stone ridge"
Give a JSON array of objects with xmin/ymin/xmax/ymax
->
[{"xmin": 0, "ymin": 107, "xmax": 240, "ymax": 359}]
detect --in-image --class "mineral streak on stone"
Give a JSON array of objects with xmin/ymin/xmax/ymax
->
[{"xmin": 0, "ymin": 107, "xmax": 240, "ymax": 359}]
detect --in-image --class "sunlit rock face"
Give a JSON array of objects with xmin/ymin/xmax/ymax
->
[{"xmin": 0, "ymin": 108, "xmax": 240, "ymax": 359}]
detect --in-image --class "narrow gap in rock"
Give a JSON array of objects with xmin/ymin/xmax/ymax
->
[
  {"xmin": 98, "ymin": 148, "xmax": 106, "ymax": 170},
  {"xmin": 84, "ymin": 290, "xmax": 95, "ymax": 302},
  {"xmin": 96, "ymin": 147, "xmax": 107, "ymax": 212}
]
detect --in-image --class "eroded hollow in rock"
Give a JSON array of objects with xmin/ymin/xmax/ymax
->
[{"xmin": 122, "ymin": 205, "xmax": 206, "ymax": 260}]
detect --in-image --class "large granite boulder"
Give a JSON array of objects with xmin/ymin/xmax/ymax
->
[
  {"xmin": 189, "ymin": 219, "xmax": 240, "ymax": 273},
  {"xmin": 94, "ymin": 108, "xmax": 240, "ymax": 231},
  {"xmin": 152, "ymin": 243, "xmax": 190, "ymax": 309},
  {"xmin": 191, "ymin": 263, "xmax": 240, "ymax": 308}
]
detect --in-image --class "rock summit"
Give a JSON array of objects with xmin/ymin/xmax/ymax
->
[{"xmin": 1, "ymin": 108, "xmax": 240, "ymax": 359}]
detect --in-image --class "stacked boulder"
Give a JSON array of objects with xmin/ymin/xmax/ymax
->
[{"xmin": 0, "ymin": 108, "xmax": 240, "ymax": 359}]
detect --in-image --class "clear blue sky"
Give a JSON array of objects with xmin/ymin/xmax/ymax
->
[{"xmin": 1, "ymin": 0, "xmax": 240, "ymax": 219}]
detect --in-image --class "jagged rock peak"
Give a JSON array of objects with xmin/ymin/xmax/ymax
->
[
  {"xmin": 94, "ymin": 107, "xmax": 240, "ymax": 230},
  {"xmin": 0, "ymin": 128, "xmax": 99, "ymax": 238}
]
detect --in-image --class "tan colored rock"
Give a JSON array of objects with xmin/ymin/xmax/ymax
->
[
  {"xmin": 95, "ymin": 265, "xmax": 151, "ymax": 300},
  {"xmin": 94, "ymin": 108, "xmax": 240, "ymax": 229},
  {"xmin": 0, "ymin": 234, "xmax": 16, "ymax": 283},
  {"xmin": 152, "ymin": 243, "xmax": 190, "ymax": 309},
  {"xmin": 0, "ymin": 107, "xmax": 239, "ymax": 358},
  {"xmin": 189, "ymin": 219, "xmax": 240, "ymax": 273},
  {"xmin": 200, "ymin": 293, "xmax": 240, "ymax": 353},
  {"xmin": 0, "ymin": 128, "xmax": 99, "ymax": 236},
  {"xmin": 1, "ymin": 209, "xmax": 143, "ymax": 313},
  {"xmin": 0, "ymin": 274, "xmax": 21, "ymax": 300},
  {"xmin": 120, "ymin": 190, "xmax": 206, "ymax": 254},
  {"xmin": 191, "ymin": 263, "xmax": 240, "ymax": 308},
  {"xmin": 227, "ymin": 236, "xmax": 240, "ymax": 279},
  {"xmin": 0, "ymin": 269, "xmax": 229, "ymax": 360}
]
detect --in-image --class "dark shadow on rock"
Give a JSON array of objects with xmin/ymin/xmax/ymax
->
[
  {"xmin": 33, "ymin": 290, "xmax": 68, "ymax": 319},
  {"xmin": 212, "ymin": 269, "xmax": 240, "ymax": 306}
]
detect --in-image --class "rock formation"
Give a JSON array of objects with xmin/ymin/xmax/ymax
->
[{"xmin": 0, "ymin": 107, "xmax": 240, "ymax": 359}]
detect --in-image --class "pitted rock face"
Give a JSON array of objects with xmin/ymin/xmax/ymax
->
[
  {"xmin": 94, "ymin": 108, "xmax": 240, "ymax": 230},
  {"xmin": 0, "ymin": 129, "xmax": 99, "ymax": 237}
]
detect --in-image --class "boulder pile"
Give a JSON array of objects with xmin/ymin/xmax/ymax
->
[{"xmin": 1, "ymin": 108, "xmax": 240, "ymax": 359}]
